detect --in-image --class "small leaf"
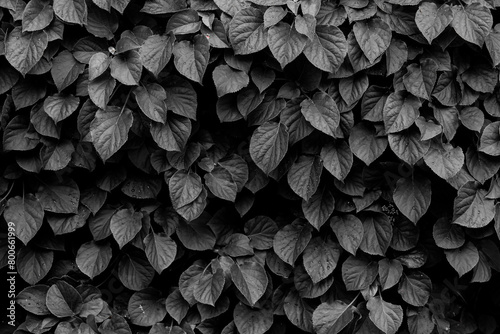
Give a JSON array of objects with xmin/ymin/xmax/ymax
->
[
  {"xmin": 451, "ymin": 4, "xmax": 492, "ymax": 46},
  {"xmin": 233, "ymin": 302, "xmax": 273, "ymax": 334},
  {"xmin": 16, "ymin": 285, "xmax": 50, "ymax": 315},
  {"xmin": 144, "ymin": 232, "xmax": 177, "ymax": 274},
  {"xmin": 5, "ymin": 27, "xmax": 48, "ymax": 75},
  {"xmin": 402, "ymin": 59, "xmax": 438, "ymax": 100},
  {"xmin": 169, "ymin": 170, "xmax": 203, "ymax": 209},
  {"xmin": 22, "ymin": 0, "xmax": 54, "ymax": 32},
  {"xmin": 415, "ymin": 3, "xmax": 453, "ymax": 44},
  {"xmin": 53, "ymin": 0, "xmax": 87, "ymax": 25},
  {"xmin": 479, "ymin": 122, "xmax": 500, "ymax": 156},
  {"xmin": 321, "ymin": 140, "xmax": 353, "ymax": 181},
  {"xmin": 349, "ymin": 122, "xmax": 388, "ymax": 165},
  {"xmin": 398, "ymin": 272, "xmax": 432, "ymax": 307},
  {"xmin": 424, "ymin": 140, "xmax": 464, "ymax": 179},
  {"xmin": 110, "ymin": 208, "xmax": 142, "ymax": 249},
  {"xmin": 378, "ymin": 258, "xmax": 403, "ymax": 290},
  {"xmin": 194, "ymin": 268, "xmax": 225, "ymax": 306},
  {"xmin": 204, "ymin": 166, "xmax": 238, "ymax": 202},
  {"xmin": 303, "ymin": 25, "xmax": 347, "ymax": 73},
  {"xmin": 453, "ymin": 181, "xmax": 495, "ymax": 228},
  {"xmin": 140, "ymin": 34, "xmax": 173, "ymax": 77},
  {"xmin": 133, "ymin": 83, "xmax": 167, "ymax": 123},
  {"xmin": 341, "ymin": 255, "xmax": 378, "ymax": 291},
  {"xmin": 43, "ymin": 94, "xmax": 80, "ymax": 123},
  {"xmin": 46, "ymin": 281, "xmax": 83, "ymax": 318},
  {"xmin": 244, "ymin": 216, "xmax": 279, "ymax": 250},
  {"xmin": 312, "ymin": 301, "xmax": 356, "ymax": 334},
  {"xmin": 331, "ymin": 214, "xmax": 364, "ymax": 255},
  {"xmin": 128, "ymin": 288, "xmax": 167, "ymax": 326},
  {"xmin": 88, "ymin": 52, "xmax": 111, "ymax": 80},
  {"xmin": 302, "ymin": 236, "xmax": 340, "ymax": 283},
  {"xmin": 433, "ymin": 218, "xmax": 465, "ymax": 249},
  {"xmin": 4, "ymin": 194, "xmax": 44, "ymax": 245},
  {"xmin": 110, "ymin": 50, "xmax": 142, "ymax": 85},
  {"xmin": 383, "ymin": 91, "xmax": 421, "ymax": 133},
  {"xmin": 173, "ymin": 35, "xmax": 209, "ymax": 83},
  {"xmin": 229, "ymin": 7, "xmax": 267, "ymax": 55},
  {"xmin": 287, "ymin": 155, "xmax": 322, "ymax": 201},
  {"xmin": 353, "ymin": 18, "xmax": 391, "ymax": 63},
  {"xmin": 17, "ymin": 247, "xmax": 53, "ymax": 284},
  {"xmin": 302, "ymin": 187, "xmax": 335, "ymax": 230}
]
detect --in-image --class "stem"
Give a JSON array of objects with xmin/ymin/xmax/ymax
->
[{"xmin": 0, "ymin": 181, "xmax": 15, "ymax": 203}]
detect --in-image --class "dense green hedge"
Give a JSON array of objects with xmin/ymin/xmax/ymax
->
[{"xmin": 1, "ymin": 0, "xmax": 500, "ymax": 333}]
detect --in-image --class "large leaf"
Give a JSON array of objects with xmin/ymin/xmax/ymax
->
[
  {"xmin": 194, "ymin": 267, "xmax": 224, "ymax": 306},
  {"xmin": 273, "ymin": 220, "xmax": 313, "ymax": 265},
  {"xmin": 46, "ymin": 280, "xmax": 83, "ymax": 317},
  {"xmin": 479, "ymin": 121, "xmax": 500, "ymax": 156},
  {"xmin": 402, "ymin": 59, "xmax": 438, "ymax": 100},
  {"xmin": 110, "ymin": 50, "xmax": 142, "ymax": 85},
  {"xmin": 283, "ymin": 289, "xmax": 314, "ymax": 332},
  {"xmin": 5, "ymin": 27, "xmax": 48, "ymax": 75},
  {"xmin": 424, "ymin": 140, "xmax": 464, "ymax": 179},
  {"xmin": 453, "ymin": 181, "xmax": 495, "ymax": 228},
  {"xmin": 213, "ymin": 65, "xmax": 249, "ymax": 97},
  {"xmin": 353, "ymin": 18, "xmax": 391, "ymax": 63},
  {"xmin": 366, "ymin": 297, "xmax": 403, "ymax": 334},
  {"xmin": 140, "ymin": 34, "xmax": 173, "ymax": 77},
  {"xmin": 444, "ymin": 241, "xmax": 479, "ymax": 277},
  {"xmin": 415, "ymin": 3, "xmax": 453, "ymax": 44},
  {"xmin": 397, "ymin": 272, "xmax": 432, "ymax": 307},
  {"xmin": 4, "ymin": 194, "xmax": 44, "ymax": 245},
  {"xmin": 228, "ymin": 7, "xmax": 267, "ymax": 55},
  {"xmin": 168, "ymin": 170, "xmax": 203, "ymax": 209},
  {"xmin": 17, "ymin": 246, "xmax": 53, "ymax": 284},
  {"xmin": 393, "ymin": 175, "xmax": 431, "ymax": 224},
  {"xmin": 341, "ymin": 255, "xmax": 378, "ymax": 291},
  {"xmin": 230, "ymin": 261, "xmax": 268, "ymax": 306},
  {"xmin": 383, "ymin": 91, "xmax": 421, "ymax": 134},
  {"xmin": 150, "ymin": 114, "xmax": 191, "ymax": 152},
  {"xmin": 43, "ymin": 94, "xmax": 80, "ymax": 123},
  {"xmin": 22, "ymin": 0, "xmax": 54, "ymax": 32},
  {"xmin": 249, "ymin": 121, "xmax": 289, "ymax": 174},
  {"xmin": 90, "ymin": 107, "xmax": 133, "ymax": 161},
  {"xmin": 300, "ymin": 92, "xmax": 340, "ymax": 138},
  {"xmin": 321, "ymin": 140, "xmax": 353, "ymax": 181},
  {"xmin": 204, "ymin": 166, "xmax": 238, "ymax": 202},
  {"xmin": 267, "ymin": 22, "xmax": 308, "ymax": 69},
  {"xmin": 133, "ymin": 84, "xmax": 167, "ymax": 123},
  {"xmin": 16, "ymin": 285, "xmax": 50, "ymax": 316},
  {"xmin": 359, "ymin": 212, "xmax": 393, "ymax": 256},
  {"xmin": 37, "ymin": 177, "xmax": 80, "ymax": 214},
  {"xmin": 433, "ymin": 218, "xmax": 465, "ymax": 249}
]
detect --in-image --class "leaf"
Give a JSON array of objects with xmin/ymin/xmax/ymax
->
[
  {"xmin": 88, "ymin": 72, "xmax": 116, "ymax": 109},
  {"xmin": 75, "ymin": 241, "xmax": 112, "ymax": 279},
  {"xmin": 110, "ymin": 208, "xmax": 142, "ymax": 248},
  {"xmin": 166, "ymin": 9, "xmax": 200, "ymax": 35},
  {"xmin": 366, "ymin": 297, "xmax": 403, "ymax": 334},
  {"xmin": 230, "ymin": 261, "xmax": 268, "ymax": 306},
  {"xmin": 249, "ymin": 121, "xmax": 289, "ymax": 175},
  {"xmin": 4, "ymin": 194, "xmax": 43, "ymax": 245},
  {"xmin": 5, "ymin": 27, "xmax": 48, "ymax": 75},
  {"xmin": 144, "ymin": 232, "xmax": 177, "ymax": 274},
  {"xmin": 403, "ymin": 59, "xmax": 438, "ymax": 100},
  {"xmin": 118, "ymin": 252, "xmax": 155, "ymax": 291},
  {"xmin": 393, "ymin": 175, "xmax": 431, "ymax": 224},
  {"xmin": 43, "ymin": 94, "xmax": 79, "ymax": 123},
  {"xmin": 100, "ymin": 314, "xmax": 132, "ymax": 334},
  {"xmin": 229, "ymin": 7, "xmax": 267, "ymax": 55},
  {"xmin": 141, "ymin": 0, "xmax": 186, "ymax": 14},
  {"xmin": 110, "ymin": 50, "xmax": 142, "ymax": 85},
  {"xmin": 204, "ymin": 166, "xmax": 238, "ymax": 202},
  {"xmin": 353, "ymin": 18, "xmax": 391, "ymax": 63},
  {"xmin": 407, "ymin": 308, "xmax": 435, "ymax": 334},
  {"xmin": 302, "ymin": 236, "xmax": 340, "ymax": 283},
  {"xmin": 150, "ymin": 114, "xmax": 191, "ymax": 152},
  {"xmin": 194, "ymin": 268, "xmax": 225, "ymax": 306},
  {"xmin": 424, "ymin": 140, "xmax": 464, "ymax": 179},
  {"xmin": 466, "ymin": 145, "xmax": 500, "ymax": 184},
  {"xmin": 268, "ymin": 22, "xmax": 308, "ymax": 69},
  {"xmin": 433, "ymin": 218, "xmax": 465, "ymax": 249},
  {"xmin": 383, "ymin": 91, "xmax": 421, "ymax": 133},
  {"xmin": 486, "ymin": 24, "xmax": 500, "ymax": 67},
  {"xmin": 378, "ymin": 258, "xmax": 403, "ymax": 290},
  {"xmin": 283, "ymin": 289, "xmax": 314, "ymax": 332},
  {"xmin": 415, "ymin": 3, "xmax": 453, "ymax": 44},
  {"xmin": 453, "ymin": 181, "xmax": 495, "ymax": 228},
  {"xmin": 213, "ymin": 65, "xmax": 249, "ymax": 97},
  {"xmin": 312, "ymin": 301, "xmax": 356, "ymax": 334},
  {"xmin": 176, "ymin": 220, "xmax": 215, "ymax": 250},
  {"xmin": 46, "ymin": 281, "xmax": 83, "ymax": 318},
  {"xmin": 175, "ymin": 188, "xmax": 207, "ymax": 222},
  {"xmin": 140, "ymin": 34, "xmax": 173, "ymax": 77},
  {"xmin": 127, "ymin": 288, "xmax": 167, "ymax": 327},
  {"xmin": 51, "ymin": 50, "xmax": 85, "ymax": 92},
  {"xmin": 359, "ymin": 212, "xmax": 393, "ymax": 256},
  {"xmin": 16, "ymin": 285, "xmax": 50, "ymax": 315},
  {"xmin": 164, "ymin": 76, "xmax": 197, "ymax": 119},
  {"xmin": 173, "ymin": 35, "xmax": 209, "ymax": 83},
  {"xmin": 445, "ymin": 241, "xmax": 479, "ymax": 277},
  {"xmin": 3, "ymin": 116, "xmax": 40, "ymax": 151},
  {"xmin": 233, "ymin": 302, "xmax": 273, "ymax": 334},
  {"xmin": 244, "ymin": 216, "xmax": 278, "ymax": 250},
  {"xmin": 287, "ymin": 155, "xmax": 322, "ymax": 201},
  {"xmin": 321, "ymin": 140, "xmax": 353, "ymax": 181},
  {"xmin": 90, "ymin": 106, "xmax": 133, "ymax": 161},
  {"xmin": 302, "ymin": 187, "xmax": 335, "ymax": 230},
  {"xmin": 17, "ymin": 246, "xmax": 53, "ymax": 284},
  {"xmin": 37, "ymin": 177, "xmax": 80, "ymax": 214},
  {"xmin": 133, "ymin": 84, "xmax": 167, "ymax": 123},
  {"xmin": 303, "ymin": 25, "xmax": 347, "ymax": 73},
  {"xmin": 479, "ymin": 122, "xmax": 500, "ymax": 156},
  {"xmin": 330, "ymin": 214, "xmax": 363, "ymax": 255},
  {"xmin": 386, "ymin": 39, "xmax": 407, "ymax": 76},
  {"xmin": 88, "ymin": 52, "xmax": 110, "ymax": 81},
  {"xmin": 300, "ymin": 92, "xmax": 340, "ymax": 137},
  {"xmin": 388, "ymin": 127, "xmax": 430, "ymax": 165},
  {"xmin": 169, "ymin": 170, "xmax": 203, "ymax": 209},
  {"xmin": 273, "ymin": 220, "xmax": 313, "ymax": 265},
  {"xmin": 451, "ymin": 4, "xmax": 492, "ymax": 46},
  {"xmin": 166, "ymin": 289, "xmax": 189, "ymax": 323},
  {"xmin": 22, "ymin": 0, "xmax": 54, "ymax": 32},
  {"xmin": 341, "ymin": 255, "xmax": 378, "ymax": 291},
  {"xmin": 398, "ymin": 272, "xmax": 432, "ymax": 307},
  {"xmin": 53, "ymin": 0, "xmax": 87, "ymax": 24},
  {"xmin": 459, "ymin": 107, "xmax": 483, "ymax": 132},
  {"xmin": 349, "ymin": 122, "xmax": 388, "ymax": 165},
  {"xmin": 461, "ymin": 64, "xmax": 497, "ymax": 94}
]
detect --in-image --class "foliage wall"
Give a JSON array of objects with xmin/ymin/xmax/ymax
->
[{"xmin": 1, "ymin": 0, "xmax": 500, "ymax": 333}]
